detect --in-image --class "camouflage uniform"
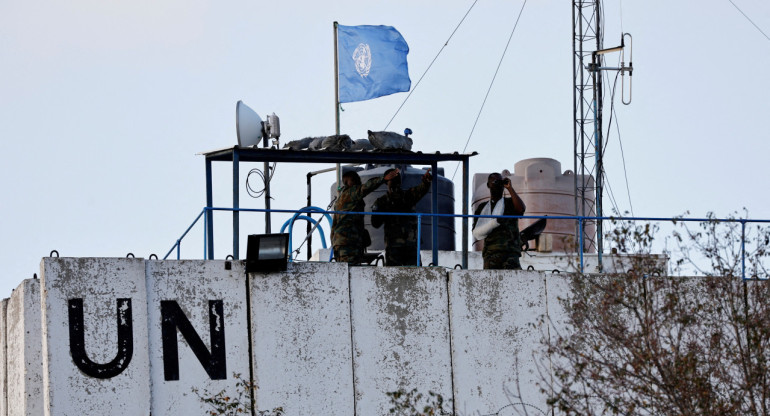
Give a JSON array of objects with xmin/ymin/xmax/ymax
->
[
  {"xmin": 371, "ymin": 180, "xmax": 431, "ymax": 266},
  {"xmin": 331, "ymin": 177, "xmax": 385, "ymax": 264},
  {"xmin": 473, "ymin": 198, "xmax": 524, "ymax": 270}
]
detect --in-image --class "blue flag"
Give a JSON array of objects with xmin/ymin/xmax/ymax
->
[{"xmin": 337, "ymin": 24, "xmax": 411, "ymax": 103}]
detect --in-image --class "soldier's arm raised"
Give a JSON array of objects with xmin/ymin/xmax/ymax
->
[
  {"xmin": 504, "ymin": 179, "xmax": 526, "ymax": 215},
  {"xmin": 359, "ymin": 168, "xmax": 399, "ymax": 199},
  {"xmin": 404, "ymin": 169, "xmax": 432, "ymax": 205}
]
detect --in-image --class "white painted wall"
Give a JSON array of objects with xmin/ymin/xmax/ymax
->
[
  {"xmin": 449, "ymin": 270, "xmax": 550, "ymax": 416},
  {"xmin": 1, "ymin": 258, "xmax": 585, "ymax": 416},
  {"xmin": 249, "ymin": 262, "xmax": 355, "ymax": 415},
  {"xmin": 1, "ymin": 298, "xmax": 8, "ymax": 416},
  {"xmin": 311, "ymin": 248, "xmax": 485, "ymax": 269},
  {"xmin": 40, "ymin": 258, "xmax": 150, "ymax": 416},
  {"xmin": 350, "ymin": 267, "xmax": 453, "ymax": 415},
  {"xmin": 146, "ymin": 260, "xmax": 251, "ymax": 416},
  {"xmin": 7, "ymin": 280, "xmax": 43, "ymax": 416},
  {"xmin": 311, "ymin": 248, "xmax": 662, "ymax": 274}
]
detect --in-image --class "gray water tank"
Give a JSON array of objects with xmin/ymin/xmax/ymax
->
[{"xmin": 330, "ymin": 164, "xmax": 455, "ymax": 251}]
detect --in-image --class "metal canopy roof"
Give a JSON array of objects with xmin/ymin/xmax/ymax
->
[
  {"xmin": 201, "ymin": 146, "xmax": 476, "ymax": 268},
  {"xmin": 200, "ymin": 146, "xmax": 476, "ymax": 164}
]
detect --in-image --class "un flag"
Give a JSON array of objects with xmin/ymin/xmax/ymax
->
[{"xmin": 337, "ymin": 24, "xmax": 411, "ymax": 103}]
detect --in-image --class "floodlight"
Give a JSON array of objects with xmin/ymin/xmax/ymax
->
[
  {"xmin": 246, "ymin": 233, "xmax": 290, "ymax": 273},
  {"xmin": 236, "ymin": 100, "xmax": 263, "ymax": 147}
]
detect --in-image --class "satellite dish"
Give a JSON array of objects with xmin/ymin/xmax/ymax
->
[{"xmin": 236, "ymin": 100, "xmax": 263, "ymax": 147}]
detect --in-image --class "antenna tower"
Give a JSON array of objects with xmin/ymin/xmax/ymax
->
[{"xmin": 572, "ymin": 0, "xmax": 604, "ymax": 265}]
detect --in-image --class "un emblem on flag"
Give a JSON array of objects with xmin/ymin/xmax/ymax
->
[{"xmin": 352, "ymin": 43, "xmax": 372, "ymax": 78}]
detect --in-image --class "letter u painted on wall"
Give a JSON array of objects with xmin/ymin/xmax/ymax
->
[
  {"xmin": 68, "ymin": 298, "xmax": 226, "ymax": 380},
  {"xmin": 68, "ymin": 298, "xmax": 134, "ymax": 379}
]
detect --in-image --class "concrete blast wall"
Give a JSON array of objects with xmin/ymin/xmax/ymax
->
[
  {"xmin": 1, "ymin": 258, "xmax": 571, "ymax": 416},
  {"xmin": 40, "ymin": 258, "xmax": 150, "ymax": 416},
  {"xmin": 146, "ymin": 260, "xmax": 251, "ymax": 415},
  {"xmin": 350, "ymin": 267, "xmax": 453, "ymax": 415},
  {"xmin": 7, "ymin": 279, "xmax": 43, "ymax": 416},
  {"xmin": 250, "ymin": 262, "xmax": 354, "ymax": 414}
]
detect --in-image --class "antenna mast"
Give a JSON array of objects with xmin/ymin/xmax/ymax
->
[
  {"xmin": 573, "ymin": 0, "xmax": 604, "ymax": 268},
  {"xmin": 573, "ymin": 2, "xmax": 633, "ymax": 271}
]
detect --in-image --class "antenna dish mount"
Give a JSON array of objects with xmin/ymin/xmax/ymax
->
[{"xmin": 236, "ymin": 100, "xmax": 281, "ymax": 148}]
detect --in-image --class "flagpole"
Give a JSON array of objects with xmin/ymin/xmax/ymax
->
[{"xmin": 334, "ymin": 21, "xmax": 342, "ymax": 191}]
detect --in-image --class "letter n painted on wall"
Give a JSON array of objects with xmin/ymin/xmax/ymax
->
[{"xmin": 160, "ymin": 300, "xmax": 226, "ymax": 380}]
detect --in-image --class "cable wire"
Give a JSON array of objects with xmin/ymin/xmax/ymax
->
[
  {"xmin": 613, "ymin": 94, "xmax": 634, "ymax": 216},
  {"xmin": 619, "ymin": 0, "xmax": 625, "ymax": 34},
  {"xmin": 246, "ymin": 163, "xmax": 276, "ymax": 199},
  {"xmin": 451, "ymin": 0, "xmax": 528, "ymax": 181},
  {"xmin": 603, "ymin": 171, "xmax": 622, "ymax": 215},
  {"xmin": 602, "ymin": 59, "xmax": 634, "ymax": 216},
  {"xmin": 727, "ymin": 0, "xmax": 770, "ymax": 43},
  {"xmin": 383, "ymin": 0, "xmax": 480, "ymax": 130}
]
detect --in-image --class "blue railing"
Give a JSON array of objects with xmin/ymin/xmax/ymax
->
[{"xmin": 164, "ymin": 207, "xmax": 770, "ymax": 280}]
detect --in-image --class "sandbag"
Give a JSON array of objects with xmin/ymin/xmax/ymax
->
[{"xmin": 367, "ymin": 130, "xmax": 413, "ymax": 151}]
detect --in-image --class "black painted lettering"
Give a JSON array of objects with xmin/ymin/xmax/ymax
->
[
  {"xmin": 160, "ymin": 300, "xmax": 226, "ymax": 381},
  {"xmin": 68, "ymin": 298, "xmax": 133, "ymax": 379}
]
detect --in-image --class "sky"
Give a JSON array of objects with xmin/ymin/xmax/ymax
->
[{"xmin": 1, "ymin": 0, "xmax": 769, "ymax": 296}]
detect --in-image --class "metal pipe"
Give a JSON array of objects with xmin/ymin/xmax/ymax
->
[
  {"xmin": 280, "ymin": 216, "xmax": 328, "ymax": 259},
  {"xmin": 742, "ymin": 220, "xmax": 747, "ymax": 280},
  {"xmin": 334, "ymin": 21, "xmax": 340, "ymax": 136},
  {"xmin": 172, "ymin": 205, "xmax": 770, "ymax": 273},
  {"xmin": 462, "ymin": 159, "xmax": 469, "ymax": 269},
  {"xmin": 579, "ymin": 218, "xmax": 585, "ymax": 273},
  {"xmin": 333, "ymin": 21, "xmax": 342, "ymax": 192},
  {"xmin": 622, "ymin": 33, "xmax": 633, "ymax": 105},
  {"xmin": 431, "ymin": 161, "xmax": 439, "ymax": 266},
  {"xmin": 592, "ymin": 51, "xmax": 604, "ymax": 272},
  {"xmin": 233, "ymin": 149, "xmax": 240, "ymax": 259},
  {"xmin": 264, "ymin": 161, "xmax": 271, "ymax": 234},
  {"xmin": 204, "ymin": 208, "xmax": 209, "ymax": 260},
  {"xmin": 416, "ymin": 214, "xmax": 422, "ymax": 266},
  {"xmin": 308, "ymin": 164, "xmax": 361, "ymax": 177},
  {"xmin": 163, "ymin": 208, "xmax": 206, "ymax": 260},
  {"xmin": 595, "ymin": 0, "xmax": 604, "ymax": 272},
  {"xmin": 206, "ymin": 159, "xmax": 214, "ymax": 260},
  {"xmin": 307, "ymin": 173, "xmax": 313, "ymax": 260}
]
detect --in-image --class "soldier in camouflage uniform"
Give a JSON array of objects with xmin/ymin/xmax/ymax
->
[
  {"xmin": 331, "ymin": 169, "xmax": 400, "ymax": 264},
  {"xmin": 472, "ymin": 172, "xmax": 526, "ymax": 269},
  {"xmin": 371, "ymin": 168, "xmax": 432, "ymax": 266}
]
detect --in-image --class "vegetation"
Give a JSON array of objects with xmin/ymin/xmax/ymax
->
[
  {"xmin": 193, "ymin": 212, "xmax": 770, "ymax": 415},
  {"xmin": 192, "ymin": 373, "xmax": 284, "ymax": 416},
  {"xmin": 386, "ymin": 388, "xmax": 451, "ymax": 415},
  {"xmin": 541, "ymin": 213, "xmax": 770, "ymax": 415}
]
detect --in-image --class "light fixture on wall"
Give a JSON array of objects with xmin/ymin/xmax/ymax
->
[{"xmin": 246, "ymin": 234, "xmax": 290, "ymax": 273}]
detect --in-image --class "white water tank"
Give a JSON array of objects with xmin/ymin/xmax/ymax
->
[{"xmin": 471, "ymin": 158, "xmax": 596, "ymax": 253}]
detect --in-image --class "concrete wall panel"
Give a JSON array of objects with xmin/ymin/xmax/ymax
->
[
  {"xmin": 146, "ymin": 260, "xmax": 251, "ymax": 415},
  {"xmin": 1, "ymin": 298, "xmax": 8, "ymax": 416},
  {"xmin": 250, "ymin": 262, "xmax": 354, "ymax": 415},
  {"xmin": 449, "ymin": 270, "xmax": 547, "ymax": 416},
  {"xmin": 350, "ymin": 267, "xmax": 452, "ymax": 416},
  {"xmin": 312, "ymin": 249, "xmax": 484, "ymax": 270},
  {"xmin": 7, "ymin": 280, "xmax": 43, "ymax": 416},
  {"xmin": 0, "ymin": 257, "xmax": 585, "ymax": 416},
  {"xmin": 419, "ymin": 250, "xmax": 483, "ymax": 269},
  {"xmin": 40, "ymin": 258, "xmax": 150, "ymax": 416}
]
